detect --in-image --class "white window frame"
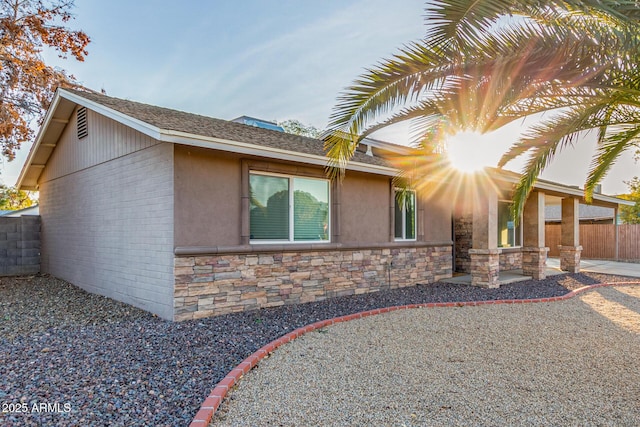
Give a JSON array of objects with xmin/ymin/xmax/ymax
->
[
  {"xmin": 394, "ymin": 188, "xmax": 417, "ymax": 242},
  {"xmin": 249, "ymin": 171, "xmax": 330, "ymax": 244},
  {"xmin": 497, "ymin": 199, "xmax": 522, "ymax": 248}
]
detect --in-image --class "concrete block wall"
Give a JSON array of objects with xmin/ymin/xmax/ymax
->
[
  {"xmin": 39, "ymin": 143, "xmax": 175, "ymax": 319},
  {"xmin": 0, "ymin": 216, "xmax": 40, "ymax": 275},
  {"xmin": 174, "ymin": 246, "xmax": 452, "ymax": 321}
]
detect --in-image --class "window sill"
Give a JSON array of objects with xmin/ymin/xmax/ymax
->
[
  {"xmin": 175, "ymin": 240, "xmax": 453, "ymax": 256},
  {"xmin": 499, "ymin": 246, "xmax": 522, "ymax": 253}
]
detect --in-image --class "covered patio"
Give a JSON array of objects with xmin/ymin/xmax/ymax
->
[{"xmin": 451, "ymin": 169, "xmax": 633, "ymax": 288}]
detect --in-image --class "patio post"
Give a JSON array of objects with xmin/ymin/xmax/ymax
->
[
  {"xmin": 559, "ymin": 197, "xmax": 582, "ymax": 272},
  {"xmin": 469, "ymin": 189, "xmax": 499, "ymax": 288},
  {"xmin": 614, "ymin": 206, "xmax": 619, "ymax": 260},
  {"xmin": 522, "ymin": 190, "xmax": 548, "ymax": 279}
]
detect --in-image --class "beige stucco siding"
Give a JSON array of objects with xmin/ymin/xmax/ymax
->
[
  {"xmin": 421, "ymin": 195, "xmax": 453, "ymax": 242},
  {"xmin": 38, "ymin": 110, "xmax": 175, "ymax": 320},
  {"xmin": 339, "ymin": 172, "xmax": 391, "ymax": 244},
  {"xmin": 174, "ymin": 145, "xmax": 241, "ymax": 247},
  {"xmin": 173, "ymin": 150, "xmax": 452, "ymax": 248}
]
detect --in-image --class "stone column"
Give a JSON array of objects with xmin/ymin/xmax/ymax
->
[
  {"xmin": 614, "ymin": 206, "xmax": 619, "ymax": 260},
  {"xmin": 559, "ymin": 197, "xmax": 582, "ymax": 273},
  {"xmin": 469, "ymin": 248, "xmax": 500, "ymax": 288},
  {"xmin": 470, "ymin": 190, "xmax": 499, "ymax": 288},
  {"xmin": 522, "ymin": 190, "xmax": 548, "ymax": 279}
]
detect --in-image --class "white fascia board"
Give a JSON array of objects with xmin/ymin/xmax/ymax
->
[
  {"xmin": 49, "ymin": 91, "xmax": 398, "ymax": 177},
  {"xmin": 17, "ymin": 89, "xmax": 163, "ymax": 189},
  {"xmin": 16, "ymin": 93, "xmax": 64, "ymax": 188},
  {"xmin": 58, "ymin": 89, "xmax": 163, "ymax": 140},
  {"xmin": 18, "ymin": 89, "xmax": 396, "ymax": 190},
  {"xmin": 532, "ymin": 180, "xmax": 633, "ymax": 206},
  {"xmin": 499, "ymin": 172, "xmax": 633, "ymax": 206},
  {"xmin": 159, "ymin": 129, "xmax": 399, "ymax": 177}
]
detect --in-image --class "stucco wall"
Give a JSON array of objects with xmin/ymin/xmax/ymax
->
[
  {"xmin": 38, "ymin": 111, "xmax": 175, "ymax": 319},
  {"xmin": 340, "ymin": 172, "xmax": 390, "ymax": 243},
  {"xmin": 174, "ymin": 146, "xmax": 241, "ymax": 247},
  {"xmin": 173, "ymin": 151, "xmax": 415, "ymax": 248},
  {"xmin": 422, "ymin": 196, "xmax": 453, "ymax": 242}
]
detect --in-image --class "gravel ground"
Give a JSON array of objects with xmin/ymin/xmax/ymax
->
[
  {"xmin": 0, "ymin": 273, "xmax": 637, "ymax": 426},
  {"xmin": 214, "ymin": 285, "xmax": 640, "ymax": 427}
]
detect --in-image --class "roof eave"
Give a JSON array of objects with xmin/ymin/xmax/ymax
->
[
  {"xmin": 16, "ymin": 92, "xmax": 63, "ymax": 190},
  {"xmin": 17, "ymin": 90, "xmax": 398, "ymax": 190},
  {"xmin": 494, "ymin": 169, "xmax": 634, "ymax": 206},
  {"xmin": 17, "ymin": 89, "xmax": 164, "ymax": 191},
  {"xmin": 159, "ymin": 129, "xmax": 398, "ymax": 176}
]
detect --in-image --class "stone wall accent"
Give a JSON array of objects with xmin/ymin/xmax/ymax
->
[
  {"xmin": 174, "ymin": 245, "xmax": 452, "ymax": 321},
  {"xmin": 559, "ymin": 245, "xmax": 582, "ymax": 273},
  {"xmin": 0, "ymin": 216, "xmax": 40, "ymax": 276},
  {"xmin": 454, "ymin": 214, "xmax": 473, "ymax": 273},
  {"xmin": 469, "ymin": 248, "xmax": 500, "ymax": 288},
  {"xmin": 522, "ymin": 247, "xmax": 549, "ymax": 280},
  {"xmin": 499, "ymin": 249, "xmax": 522, "ymax": 271}
]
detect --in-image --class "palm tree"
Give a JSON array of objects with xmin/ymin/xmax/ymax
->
[{"xmin": 325, "ymin": 0, "xmax": 640, "ymax": 218}]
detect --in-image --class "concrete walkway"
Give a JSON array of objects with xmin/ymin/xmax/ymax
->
[
  {"xmin": 547, "ymin": 257, "xmax": 640, "ymax": 278},
  {"xmin": 444, "ymin": 258, "xmax": 640, "ymax": 285}
]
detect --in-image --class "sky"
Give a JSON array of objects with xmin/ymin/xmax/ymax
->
[{"xmin": 4, "ymin": 0, "xmax": 638, "ymax": 194}]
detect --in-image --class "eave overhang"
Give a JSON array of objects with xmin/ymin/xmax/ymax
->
[{"xmin": 16, "ymin": 89, "xmax": 397, "ymax": 191}]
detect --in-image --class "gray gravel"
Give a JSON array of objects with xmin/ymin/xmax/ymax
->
[
  {"xmin": 0, "ymin": 273, "xmax": 637, "ymax": 426},
  {"xmin": 214, "ymin": 285, "xmax": 640, "ymax": 427}
]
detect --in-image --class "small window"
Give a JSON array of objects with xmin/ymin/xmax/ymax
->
[
  {"xmin": 394, "ymin": 189, "xmax": 416, "ymax": 240},
  {"xmin": 498, "ymin": 201, "xmax": 521, "ymax": 247},
  {"xmin": 77, "ymin": 107, "xmax": 88, "ymax": 139},
  {"xmin": 250, "ymin": 172, "xmax": 329, "ymax": 242}
]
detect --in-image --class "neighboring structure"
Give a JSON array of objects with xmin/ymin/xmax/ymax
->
[
  {"xmin": 0, "ymin": 205, "xmax": 40, "ymax": 217},
  {"xmin": 17, "ymin": 89, "xmax": 633, "ymax": 320},
  {"xmin": 545, "ymin": 204, "xmax": 615, "ymax": 224}
]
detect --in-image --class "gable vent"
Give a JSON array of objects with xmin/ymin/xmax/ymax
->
[{"xmin": 77, "ymin": 107, "xmax": 88, "ymax": 139}]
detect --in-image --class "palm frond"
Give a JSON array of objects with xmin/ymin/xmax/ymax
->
[{"xmin": 585, "ymin": 124, "xmax": 640, "ymax": 201}]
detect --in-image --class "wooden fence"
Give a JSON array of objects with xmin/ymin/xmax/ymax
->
[{"xmin": 546, "ymin": 223, "xmax": 640, "ymax": 261}]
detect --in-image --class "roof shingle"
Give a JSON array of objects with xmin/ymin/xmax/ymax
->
[{"xmin": 65, "ymin": 89, "xmax": 390, "ymax": 167}]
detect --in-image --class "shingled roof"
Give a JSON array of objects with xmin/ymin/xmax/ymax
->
[{"xmin": 64, "ymin": 89, "xmax": 390, "ymax": 168}]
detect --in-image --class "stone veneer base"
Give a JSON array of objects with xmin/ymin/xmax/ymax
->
[
  {"xmin": 174, "ymin": 245, "xmax": 452, "ymax": 321},
  {"xmin": 469, "ymin": 249, "xmax": 500, "ymax": 288},
  {"xmin": 522, "ymin": 247, "xmax": 549, "ymax": 280},
  {"xmin": 559, "ymin": 245, "xmax": 583, "ymax": 273}
]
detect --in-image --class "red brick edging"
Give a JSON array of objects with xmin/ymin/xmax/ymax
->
[{"xmin": 189, "ymin": 281, "xmax": 640, "ymax": 426}]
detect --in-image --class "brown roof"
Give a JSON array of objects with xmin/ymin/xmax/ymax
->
[{"xmin": 65, "ymin": 89, "xmax": 390, "ymax": 167}]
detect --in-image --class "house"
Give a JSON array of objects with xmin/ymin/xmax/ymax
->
[
  {"xmin": 545, "ymin": 204, "xmax": 615, "ymax": 224},
  {"xmin": 17, "ymin": 89, "xmax": 633, "ymax": 320}
]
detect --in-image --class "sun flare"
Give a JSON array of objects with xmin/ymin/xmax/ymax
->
[{"xmin": 445, "ymin": 131, "xmax": 499, "ymax": 174}]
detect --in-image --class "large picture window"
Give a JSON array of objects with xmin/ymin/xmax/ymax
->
[
  {"xmin": 394, "ymin": 189, "xmax": 416, "ymax": 240},
  {"xmin": 249, "ymin": 172, "xmax": 329, "ymax": 242},
  {"xmin": 498, "ymin": 201, "xmax": 521, "ymax": 247}
]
